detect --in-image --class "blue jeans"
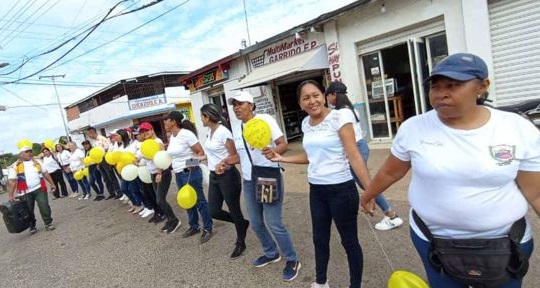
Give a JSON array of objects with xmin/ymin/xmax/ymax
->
[
  {"xmin": 243, "ymin": 178, "xmax": 298, "ymax": 262},
  {"xmin": 120, "ymin": 179, "xmax": 142, "ymax": 206},
  {"xmin": 310, "ymin": 180, "xmax": 363, "ymax": 288},
  {"xmin": 63, "ymin": 169, "xmax": 78, "ymax": 192},
  {"xmin": 175, "ymin": 166, "xmax": 213, "ymax": 231},
  {"xmin": 411, "ymin": 228, "xmax": 534, "ymax": 288},
  {"xmin": 88, "ymin": 165, "xmax": 104, "ymax": 195},
  {"xmin": 351, "ymin": 139, "xmax": 391, "ymax": 213},
  {"xmin": 77, "ymin": 176, "xmax": 90, "ymax": 196}
]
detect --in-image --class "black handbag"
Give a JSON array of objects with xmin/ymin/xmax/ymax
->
[
  {"xmin": 241, "ymin": 130, "xmax": 283, "ymax": 204},
  {"xmin": 413, "ymin": 210, "xmax": 529, "ymax": 288}
]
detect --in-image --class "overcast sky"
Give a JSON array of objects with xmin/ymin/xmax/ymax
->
[{"xmin": 0, "ymin": 0, "xmax": 356, "ymax": 154}]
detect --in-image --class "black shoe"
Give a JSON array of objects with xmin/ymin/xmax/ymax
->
[
  {"xmin": 230, "ymin": 242, "xmax": 246, "ymax": 259},
  {"xmin": 148, "ymin": 214, "xmax": 157, "ymax": 223},
  {"xmin": 182, "ymin": 227, "xmax": 201, "ymax": 238},
  {"xmin": 114, "ymin": 194, "xmax": 122, "ymax": 199},
  {"xmin": 29, "ymin": 226, "xmax": 37, "ymax": 234},
  {"xmin": 152, "ymin": 215, "xmax": 166, "ymax": 224},
  {"xmin": 160, "ymin": 223, "xmax": 169, "ymax": 233},
  {"xmin": 200, "ymin": 229, "xmax": 213, "ymax": 244},
  {"xmin": 93, "ymin": 196, "xmax": 105, "ymax": 201},
  {"xmin": 167, "ymin": 220, "xmax": 182, "ymax": 234},
  {"xmin": 105, "ymin": 194, "xmax": 116, "ymax": 200}
]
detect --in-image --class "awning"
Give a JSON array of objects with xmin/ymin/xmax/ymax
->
[
  {"xmin": 91, "ymin": 103, "xmax": 176, "ymax": 128},
  {"xmin": 232, "ymin": 46, "xmax": 329, "ymax": 90}
]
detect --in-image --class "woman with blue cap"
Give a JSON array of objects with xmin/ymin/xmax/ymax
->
[{"xmin": 361, "ymin": 53, "xmax": 540, "ymax": 288}]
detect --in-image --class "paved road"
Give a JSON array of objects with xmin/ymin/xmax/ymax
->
[{"xmin": 1, "ymin": 144, "xmax": 539, "ymax": 288}]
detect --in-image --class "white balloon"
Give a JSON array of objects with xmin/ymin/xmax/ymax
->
[
  {"xmin": 153, "ymin": 151, "xmax": 172, "ymax": 170},
  {"xmin": 121, "ymin": 164, "xmax": 138, "ymax": 181},
  {"xmin": 137, "ymin": 166, "xmax": 152, "ymax": 184}
]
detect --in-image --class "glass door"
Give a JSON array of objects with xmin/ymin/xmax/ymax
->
[{"xmin": 362, "ymin": 52, "xmax": 393, "ymax": 139}]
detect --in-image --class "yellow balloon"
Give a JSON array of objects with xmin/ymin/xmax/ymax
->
[
  {"xmin": 44, "ymin": 139, "xmax": 55, "ymax": 150},
  {"xmin": 17, "ymin": 139, "xmax": 33, "ymax": 150},
  {"xmin": 104, "ymin": 152, "xmax": 116, "ymax": 165},
  {"xmin": 388, "ymin": 270, "xmax": 429, "ymax": 288},
  {"xmin": 141, "ymin": 139, "xmax": 160, "ymax": 159},
  {"xmin": 242, "ymin": 118, "xmax": 271, "ymax": 149},
  {"xmin": 112, "ymin": 151, "xmax": 122, "ymax": 164},
  {"xmin": 116, "ymin": 162, "xmax": 127, "ymax": 174},
  {"xmin": 82, "ymin": 167, "xmax": 89, "ymax": 177},
  {"xmin": 73, "ymin": 170, "xmax": 84, "ymax": 180},
  {"xmin": 177, "ymin": 184, "xmax": 197, "ymax": 209},
  {"xmin": 83, "ymin": 156, "xmax": 94, "ymax": 166},
  {"xmin": 120, "ymin": 152, "xmax": 135, "ymax": 164},
  {"xmin": 89, "ymin": 147, "xmax": 105, "ymax": 160}
]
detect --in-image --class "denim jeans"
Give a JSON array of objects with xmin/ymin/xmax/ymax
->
[
  {"xmin": 351, "ymin": 139, "xmax": 391, "ymax": 213},
  {"xmin": 208, "ymin": 167, "xmax": 247, "ymax": 243},
  {"xmin": 243, "ymin": 178, "xmax": 298, "ymax": 262},
  {"xmin": 151, "ymin": 169, "xmax": 176, "ymax": 222},
  {"xmin": 98, "ymin": 162, "xmax": 120, "ymax": 197},
  {"xmin": 18, "ymin": 188, "xmax": 53, "ymax": 227},
  {"xmin": 411, "ymin": 228, "xmax": 534, "ymax": 288},
  {"xmin": 88, "ymin": 164, "xmax": 104, "ymax": 195},
  {"xmin": 175, "ymin": 166, "xmax": 213, "ymax": 231},
  {"xmin": 63, "ymin": 168, "xmax": 78, "ymax": 192},
  {"xmin": 120, "ymin": 179, "xmax": 142, "ymax": 206},
  {"xmin": 77, "ymin": 176, "xmax": 91, "ymax": 196},
  {"xmin": 310, "ymin": 180, "xmax": 363, "ymax": 288}
]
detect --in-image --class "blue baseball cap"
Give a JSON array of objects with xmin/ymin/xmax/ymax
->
[{"xmin": 426, "ymin": 53, "xmax": 488, "ymax": 82}]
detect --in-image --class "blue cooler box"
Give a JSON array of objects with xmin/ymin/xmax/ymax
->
[{"xmin": 0, "ymin": 200, "xmax": 31, "ymax": 233}]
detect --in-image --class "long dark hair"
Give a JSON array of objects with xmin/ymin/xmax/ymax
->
[
  {"xmin": 328, "ymin": 81, "xmax": 360, "ymax": 123},
  {"xmin": 116, "ymin": 129, "xmax": 130, "ymax": 148},
  {"xmin": 166, "ymin": 110, "xmax": 198, "ymax": 137},
  {"xmin": 201, "ymin": 103, "xmax": 230, "ymax": 130}
]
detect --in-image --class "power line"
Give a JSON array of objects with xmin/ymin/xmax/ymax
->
[{"xmin": 0, "ymin": 86, "xmax": 47, "ymax": 111}]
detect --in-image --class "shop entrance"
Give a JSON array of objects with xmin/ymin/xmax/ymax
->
[{"xmin": 361, "ymin": 33, "xmax": 447, "ymax": 139}]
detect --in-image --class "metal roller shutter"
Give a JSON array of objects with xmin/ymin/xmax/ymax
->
[{"xmin": 489, "ymin": 0, "xmax": 540, "ymax": 105}]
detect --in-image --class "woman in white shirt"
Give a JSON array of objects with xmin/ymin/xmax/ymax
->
[
  {"xmin": 67, "ymin": 142, "xmax": 91, "ymax": 199},
  {"xmin": 271, "ymin": 80, "xmax": 371, "ymax": 288},
  {"xmin": 164, "ymin": 111, "xmax": 213, "ymax": 243},
  {"xmin": 56, "ymin": 143, "xmax": 77, "ymax": 194},
  {"xmin": 115, "ymin": 129, "xmax": 144, "ymax": 214},
  {"xmin": 325, "ymin": 81, "xmax": 403, "ymax": 231},
  {"xmin": 41, "ymin": 147, "xmax": 67, "ymax": 198},
  {"xmin": 200, "ymin": 103, "xmax": 249, "ymax": 257}
]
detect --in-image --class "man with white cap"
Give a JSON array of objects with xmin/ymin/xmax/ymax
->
[{"xmin": 7, "ymin": 145, "xmax": 56, "ymax": 234}]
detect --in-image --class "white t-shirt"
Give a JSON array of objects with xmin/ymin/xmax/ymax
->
[
  {"xmin": 69, "ymin": 149, "xmax": 85, "ymax": 171},
  {"xmin": 145, "ymin": 137, "xmax": 164, "ymax": 174},
  {"xmin": 391, "ymin": 107, "xmax": 540, "ymax": 242},
  {"xmin": 168, "ymin": 129, "xmax": 199, "ymax": 173},
  {"xmin": 232, "ymin": 114, "xmax": 282, "ymax": 180},
  {"xmin": 338, "ymin": 108, "xmax": 363, "ymax": 142},
  {"xmin": 57, "ymin": 150, "xmax": 71, "ymax": 166},
  {"xmin": 204, "ymin": 125, "xmax": 233, "ymax": 171},
  {"xmin": 42, "ymin": 155, "xmax": 61, "ymax": 173},
  {"xmin": 302, "ymin": 109, "xmax": 353, "ymax": 184},
  {"xmin": 8, "ymin": 160, "xmax": 44, "ymax": 194}
]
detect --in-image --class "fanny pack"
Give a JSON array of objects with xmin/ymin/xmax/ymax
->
[{"xmin": 412, "ymin": 210, "xmax": 528, "ymax": 288}]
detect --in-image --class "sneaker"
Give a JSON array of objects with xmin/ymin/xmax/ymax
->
[
  {"xmin": 374, "ymin": 215, "xmax": 404, "ymax": 231},
  {"xmin": 283, "ymin": 260, "xmax": 301, "ymax": 281},
  {"xmin": 83, "ymin": 194, "xmax": 90, "ymax": 200},
  {"xmin": 93, "ymin": 195, "xmax": 105, "ymax": 201},
  {"xmin": 160, "ymin": 223, "xmax": 169, "ymax": 232},
  {"xmin": 138, "ymin": 208, "xmax": 147, "ymax": 216},
  {"xmin": 114, "ymin": 194, "xmax": 123, "ymax": 200},
  {"xmin": 230, "ymin": 242, "xmax": 246, "ymax": 259},
  {"xmin": 153, "ymin": 215, "xmax": 166, "ymax": 224},
  {"xmin": 45, "ymin": 224, "xmax": 56, "ymax": 231},
  {"xmin": 311, "ymin": 282, "xmax": 330, "ymax": 288},
  {"xmin": 132, "ymin": 206, "xmax": 144, "ymax": 214},
  {"xmin": 78, "ymin": 195, "xmax": 85, "ymax": 200},
  {"xmin": 127, "ymin": 207, "xmax": 136, "ymax": 213},
  {"xmin": 200, "ymin": 229, "xmax": 213, "ymax": 244},
  {"xmin": 182, "ymin": 227, "xmax": 201, "ymax": 238},
  {"xmin": 70, "ymin": 192, "xmax": 79, "ymax": 198},
  {"xmin": 29, "ymin": 226, "xmax": 37, "ymax": 234},
  {"xmin": 119, "ymin": 195, "xmax": 127, "ymax": 201},
  {"xmin": 106, "ymin": 194, "xmax": 116, "ymax": 200},
  {"xmin": 253, "ymin": 254, "xmax": 281, "ymax": 268},
  {"xmin": 167, "ymin": 220, "xmax": 182, "ymax": 234},
  {"xmin": 141, "ymin": 209, "xmax": 154, "ymax": 218}
]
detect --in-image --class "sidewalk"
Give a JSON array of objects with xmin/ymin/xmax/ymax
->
[{"xmin": 0, "ymin": 141, "xmax": 538, "ymax": 287}]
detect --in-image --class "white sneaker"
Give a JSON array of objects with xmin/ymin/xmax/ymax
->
[
  {"xmin": 374, "ymin": 216, "xmax": 403, "ymax": 231},
  {"xmin": 78, "ymin": 196, "xmax": 85, "ymax": 200},
  {"xmin": 138, "ymin": 208, "xmax": 147, "ymax": 216},
  {"xmin": 118, "ymin": 195, "xmax": 126, "ymax": 201},
  {"xmin": 83, "ymin": 194, "xmax": 90, "ymax": 200},
  {"xmin": 311, "ymin": 282, "xmax": 330, "ymax": 288},
  {"xmin": 140, "ymin": 209, "xmax": 154, "ymax": 218}
]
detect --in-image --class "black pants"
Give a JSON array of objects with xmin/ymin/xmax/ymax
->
[
  {"xmin": 50, "ymin": 169, "xmax": 67, "ymax": 197},
  {"xmin": 208, "ymin": 167, "xmax": 248, "ymax": 243},
  {"xmin": 138, "ymin": 179, "xmax": 162, "ymax": 215},
  {"xmin": 151, "ymin": 169, "xmax": 176, "ymax": 222},
  {"xmin": 98, "ymin": 162, "xmax": 119, "ymax": 197}
]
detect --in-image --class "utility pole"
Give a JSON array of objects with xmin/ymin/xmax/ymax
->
[{"xmin": 39, "ymin": 74, "xmax": 70, "ymax": 142}]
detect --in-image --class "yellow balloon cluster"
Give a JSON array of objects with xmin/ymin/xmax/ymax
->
[
  {"xmin": 89, "ymin": 147, "xmax": 105, "ymax": 163},
  {"xmin": 242, "ymin": 118, "xmax": 271, "ymax": 149},
  {"xmin": 177, "ymin": 184, "xmax": 197, "ymax": 209},
  {"xmin": 17, "ymin": 139, "xmax": 33, "ymax": 150},
  {"xmin": 120, "ymin": 152, "xmax": 135, "ymax": 164},
  {"xmin": 141, "ymin": 139, "xmax": 160, "ymax": 159},
  {"xmin": 83, "ymin": 157, "xmax": 94, "ymax": 166},
  {"xmin": 387, "ymin": 270, "xmax": 429, "ymax": 288}
]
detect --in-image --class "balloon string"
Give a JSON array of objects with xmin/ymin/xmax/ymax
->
[{"xmin": 361, "ymin": 213, "xmax": 396, "ymax": 272}]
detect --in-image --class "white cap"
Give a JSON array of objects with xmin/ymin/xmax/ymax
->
[
  {"xmin": 227, "ymin": 91, "xmax": 254, "ymax": 105},
  {"xmin": 19, "ymin": 146, "xmax": 32, "ymax": 153}
]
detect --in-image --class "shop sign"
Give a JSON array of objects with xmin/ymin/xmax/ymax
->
[
  {"xmin": 184, "ymin": 65, "xmax": 229, "ymax": 92},
  {"xmin": 328, "ymin": 42, "xmax": 342, "ymax": 81},
  {"xmin": 250, "ymin": 38, "xmax": 319, "ymax": 69},
  {"xmin": 128, "ymin": 94, "xmax": 167, "ymax": 110}
]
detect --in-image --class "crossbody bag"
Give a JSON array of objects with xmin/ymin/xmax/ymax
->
[{"xmin": 412, "ymin": 210, "xmax": 528, "ymax": 288}]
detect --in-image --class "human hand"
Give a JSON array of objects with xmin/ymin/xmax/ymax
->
[
  {"xmin": 360, "ymin": 197, "xmax": 376, "ymax": 217},
  {"xmin": 215, "ymin": 162, "xmax": 227, "ymax": 175}
]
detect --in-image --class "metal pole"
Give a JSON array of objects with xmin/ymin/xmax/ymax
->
[{"xmin": 39, "ymin": 74, "xmax": 70, "ymax": 142}]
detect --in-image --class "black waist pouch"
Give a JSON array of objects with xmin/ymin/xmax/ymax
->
[{"xmin": 414, "ymin": 211, "xmax": 529, "ymax": 288}]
